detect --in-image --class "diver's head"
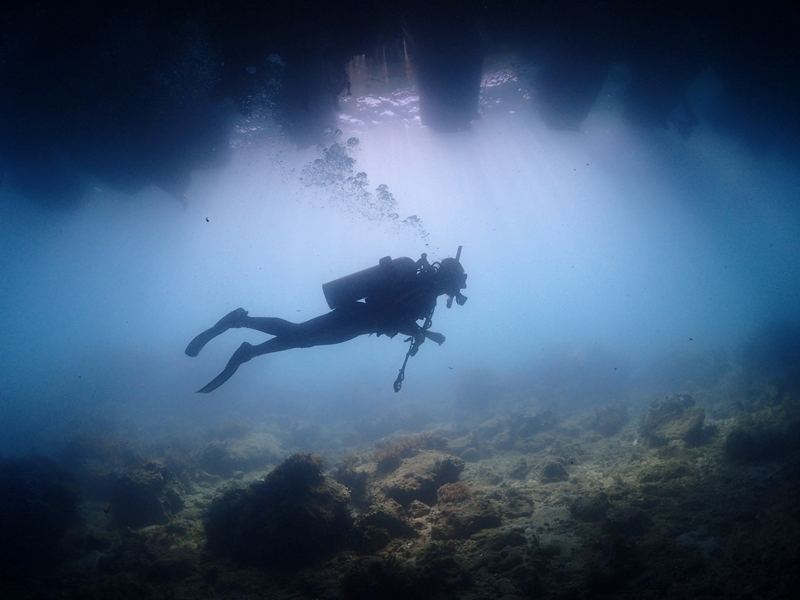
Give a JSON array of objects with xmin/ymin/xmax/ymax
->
[{"xmin": 438, "ymin": 257, "xmax": 468, "ymax": 306}]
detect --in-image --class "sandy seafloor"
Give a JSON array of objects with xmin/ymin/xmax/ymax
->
[{"xmin": 3, "ymin": 367, "xmax": 799, "ymax": 600}]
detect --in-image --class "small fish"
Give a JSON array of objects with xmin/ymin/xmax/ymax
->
[{"xmin": 103, "ymin": 504, "xmax": 111, "ymax": 514}]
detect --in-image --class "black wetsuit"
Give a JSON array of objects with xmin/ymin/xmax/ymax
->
[{"xmin": 186, "ymin": 263, "xmax": 447, "ymax": 393}]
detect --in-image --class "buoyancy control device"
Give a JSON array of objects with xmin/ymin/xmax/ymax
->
[
  {"xmin": 323, "ymin": 247, "xmax": 465, "ymax": 393},
  {"xmin": 322, "ymin": 255, "xmax": 418, "ymax": 309}
]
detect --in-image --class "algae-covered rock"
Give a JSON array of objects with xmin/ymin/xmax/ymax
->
[
  {"xmin": 353, "ymin": 498, "xmax": 418, "ymax": 552},
  {"xmin": 474, "ymin": 526, "xmax": 531, "ymax": 551},
  {"xmin": 540, "ymin": 461, "xmax": 569, "ymax": 483},
  {"xmin": 508, "ymin": 457, "xmax": 530, "ymax": 479},
  {"xmin": 591, "ymin": 403, "xmax": 630, "ymax": 436},
  {"xmin": 601, "ymin": 505, "xmax": 651, "ymax": 536},
  {"xmin": 408, "ymin": 499, "xmax": 432, "ymax": 518},
  {"xmin": 642, "ymin": 393, "xmax": 706, "ymax": 446},
  {"xmin": 196, "ymin": 432, "xmax": 280, "ymax": 477},
  {"xmin": 205, "ymin": 453, "xmax": 351, "ymax": 568},
  {"xmin": 430, "ymin": 499, "xmax": 503, "ymax": 539},
  {"xmin": 110, "ymin": 460, "xmax": 184, "ymax": 529},
  {"xmin": 379, "ymin": 450, "xmax": 465, "ymax": 506},
  {"xmin": 504, "ymin": 488, "xmax": 535, "ymax": 518},
  {"xmin": 340, "ymin": 555, "xmax": 423, "ymax": 600},
  {"xmin": 723, "ymin": 425, "xmax": 787, "ymax": 463},
  {"xmin": 0, "ymin": 456, "xmax": 80, "ymax": 572},
  {"xmin": 570, "ymin": 494, "xmax": 609, "ymax": 522}
]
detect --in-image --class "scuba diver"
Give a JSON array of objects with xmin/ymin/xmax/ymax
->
[{"xmin": 186, "ymin": 247, "xmax": 468, "ymax": 393}]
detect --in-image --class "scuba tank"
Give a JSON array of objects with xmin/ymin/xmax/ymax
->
[{"xmin": 322, "ymin": 256, "xmax": 417, "ymax": 310}]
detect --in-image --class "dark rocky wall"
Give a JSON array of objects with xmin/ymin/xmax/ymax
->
[{"xmin": 1, "ymin": 0, "xmax": 798, "ymax": 207}]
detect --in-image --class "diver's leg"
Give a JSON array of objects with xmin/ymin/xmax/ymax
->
[
  {"xmin": 237, "ymin": 313, "xmax": 369, "ymax": 344},
  {"xmin": 196, "ymin": 307, "xmax": 375, "ymax": 393},
  {"xmin": 204, "ymin": 307, "xmax": 375, "ymax": 342},
  {"xmin": 185, "ymin": 308, "xmax": 249, "ymax": 357},
  {"xmin": 288, "ymin": 308, "xmax": 376, "ymax": 346},
  {"xmin": 196, "ymin": 337, "xmax": 294, "ymax": 393},
  {"xmin": 237, "ymin": 316, "xmax": 299, "ymax": 337}
]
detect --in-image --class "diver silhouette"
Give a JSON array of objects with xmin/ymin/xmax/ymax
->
[{"xmin": 186, "ymin": 249, "xmax": 468, "ymax": 393}]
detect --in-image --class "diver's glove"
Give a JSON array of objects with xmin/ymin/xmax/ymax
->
[{"xmin": 424, "ymin": 331, "xmax": 446, "ymax": 345}]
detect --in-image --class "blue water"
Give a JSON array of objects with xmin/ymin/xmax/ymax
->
[{"xmin": 1, "ymin": 60, "xmax": 799, "ymax": 458}]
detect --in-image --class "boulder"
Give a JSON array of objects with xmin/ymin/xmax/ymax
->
[
  {"xmin": 642, "ymin": 393, "xmax": 705, "ymax": 446},
  {"xmin": 724, "ymin": 425, "xmax": 787, "ymax": 463},
  {"xmin": 379, "ymin": 450, "xmax": 465, "ymax": 506},
  {"xmin": 340, "ymin": 556, "xmax": 422, "ymax": 600},
  {"xmin": 430, "ymin": 499, "xmax": 502, "ymax": 539},
  {"xmin": 110, "ymin": 460, "xmax": 184, "ymax": 529},
  {"xmin": 540, "ymin": 461, "xmax": 569, "ymax": 483},
  {"xmin": 353, "ymin": 499, "xmax": 418, "ymax": 552},
  {"xmin": 0, "ymin": 456, "xmax": 80, "ymax": 572},
  {"xmin": 205, "ymin": 453, "xmax": 351, "ymax": 568},
  {"xmin": 508, "ymin": 457, "xmax": 530, "ymax": 479},
  {"xmin": 196, "ymin": 432, "xmax": 280, "ymax": 477}
]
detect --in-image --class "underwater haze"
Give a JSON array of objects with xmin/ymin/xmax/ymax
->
[
  {"xmin": 5, "ymin": 4, "xmax": 800, "ymax": 598},
  {"xmin": 2, "ymin": 60, "xmax": 799, "ymax": 456}
]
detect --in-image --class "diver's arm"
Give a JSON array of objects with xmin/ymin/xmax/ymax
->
[
  {"xmin": 423, "ymin": 330, "xmax": 445, "ymax": 345},
  {"xmin": 393, "ymin": 287, "xmax": 446, "ymax": 349},
  {"xmin": 396, "ymin": 322, "xmax": 446, "ymax": 354}
]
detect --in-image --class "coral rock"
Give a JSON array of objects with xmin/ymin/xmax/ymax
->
[
  {"xmin": 110, "ymin": 460, "xmax": 184, "ymax": 529},
  {"xmin": 205, "ymin": 453, "xmax": 351, "ymax": 568},
  {"xmin": 379, "ymin": 451, "xmax": 465, "ymax": 506},
  {"xmin": 430, "ymin": 499, "xmax": 503, "ymax": 539},
  {"xmin": 354, "ymin": 499, "xmax": 418, "ymax": 552},
  {"xmin": 642, "ymin": 394, "xmax": 705, "ymax": 446},
  {"xmin": 540, "ymin": 461, "xmax": 569, "ymax": 483}
]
